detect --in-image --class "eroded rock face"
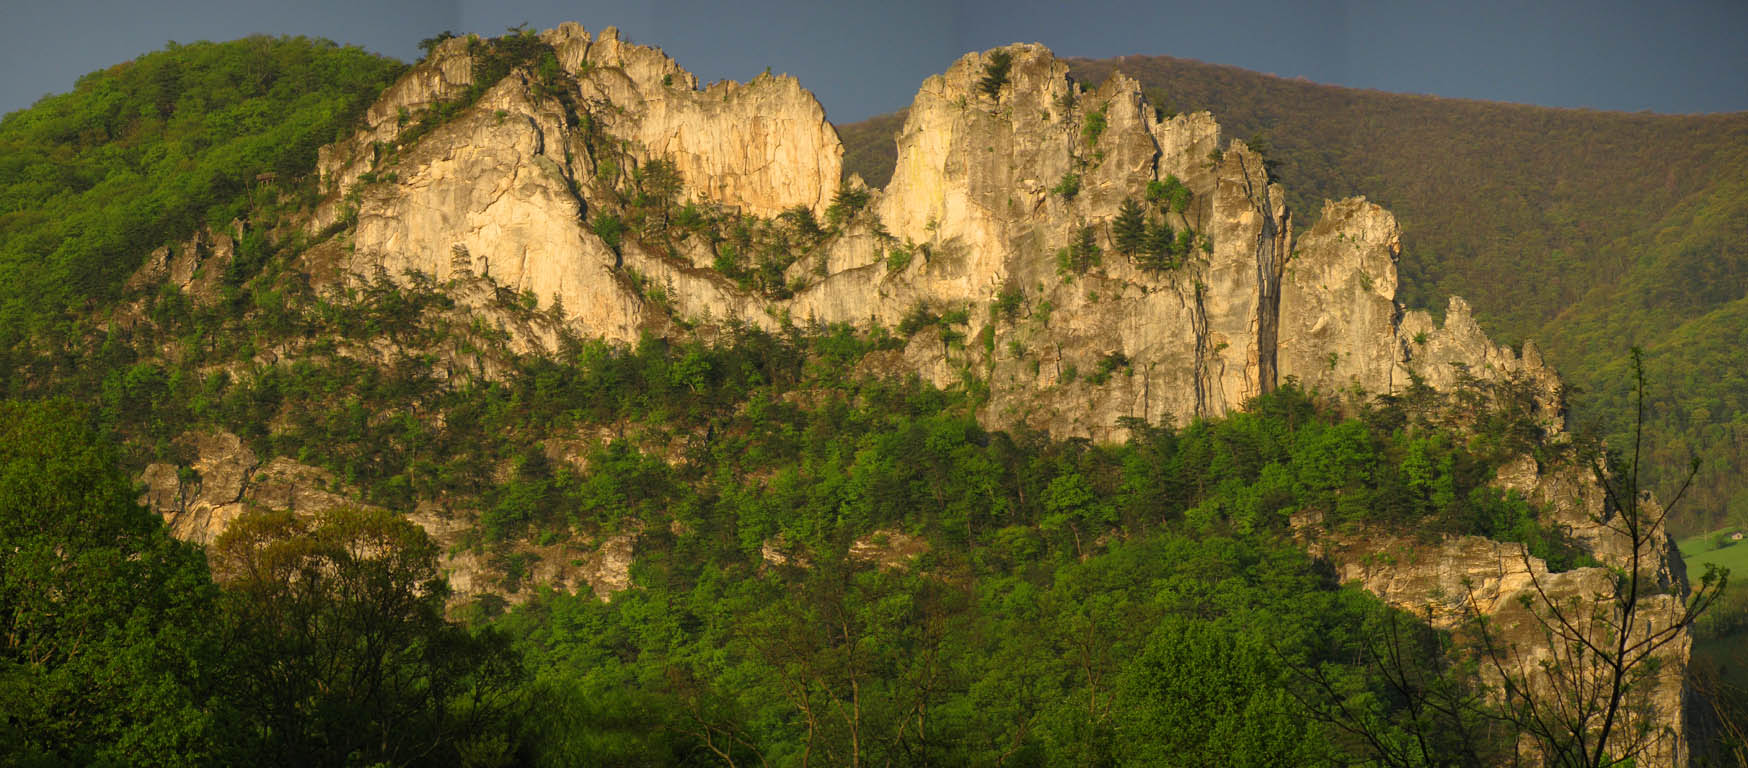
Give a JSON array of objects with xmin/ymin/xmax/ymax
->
[
  {"xmin": 555, "ymin": 22, "xmax": 842, "ymax": 218},
  {"xmin": 316, "ymin": 35, "xmax": 474, "ymax": 205},
  {"xmin": 1277, "ymin": 197, "xmax": 1399, "ymax": 395},
  {"xmin": 123, "ymin": 224, "xmax": 242, "ymax": 309},
  {"xmin": 139, "ymin": 431, "xmax": 344, "ymax": 545},
  {"xmin": 346, "ymin": 73, "xmax": 643, "ymax": 343},
  {"xmin": 306, "ymin": 32, "xmax": 1667, "ymax": 538},
  {"xmin": 323, "ymin": 33, "xmax": 1546, "ymax": 439},
  {"xmin": 305, "ymin": 25, "xmax": 1623, "ymax": 542},
  {"xmin": 322, "ymin": 25, "xmax": 846, "ymax": 343},
  {"xmin": 309, "ymin": 28, "xmax": 1597, "ymax": 444}
]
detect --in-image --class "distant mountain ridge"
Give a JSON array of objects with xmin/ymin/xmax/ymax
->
[{"xmin": 839, "ymin": 53, "xmax": 1748, "ymax": 535}]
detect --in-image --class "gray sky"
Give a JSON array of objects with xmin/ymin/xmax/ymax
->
[{"xmin": 4, "ymin": 0, "xmax": 1746, "ymax": 123}]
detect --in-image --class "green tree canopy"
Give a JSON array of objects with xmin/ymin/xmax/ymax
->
[
  {"xmin": 0, "ymin": 399, "xmax": 223, "ymax": 766},
  {"xmin": 0, "ymin": 37, "xmax": 402, "ymax": 353},
  {"xmin": 210, "ymin": 506, "xmax": 523, "ymax": 767}
]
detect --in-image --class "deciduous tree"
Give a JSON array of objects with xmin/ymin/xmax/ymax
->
[
  {"xmin": 0, "ymin": 400, "xmax": 224, "ymax": 766},
  {"xmin": 210, "ymin": 506, "xmax": 522, "ymax": 767}
]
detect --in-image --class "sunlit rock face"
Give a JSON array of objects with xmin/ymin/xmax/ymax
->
[
  {"xmin": 346, "ymin": 72, "xmax": 643, "ymax": 344},
  {"xmin": 316, "ymin": 30, "xmax": 1554, "ymax": 437},
  {"xmin": 558, "ymin": 24, "xmax": 842, "ymax": 219},
  {"xmin": 315, "ymin": 35, "xmax": 475, "ymax": 213}
]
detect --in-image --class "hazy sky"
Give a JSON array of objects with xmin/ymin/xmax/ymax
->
[{"xmin": 4, "ymin": 0, "xmax": 1746, "ymax": 123}]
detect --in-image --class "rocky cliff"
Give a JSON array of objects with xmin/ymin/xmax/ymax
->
[
  {"xmin": 311, "ymin": 35, "xmax": 1565, "ymax": 441},
  {"xmin": 124, "ymin": 25, "xmax": 1694, "ymax": 764}
]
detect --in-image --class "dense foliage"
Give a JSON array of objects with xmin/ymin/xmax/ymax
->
[
  {"xmin": 1, "ymin": 375, "xmax": 1541, "ymax": 766},
  {"xmin": 5, "ymin": 329, "xmax": 1578, "ymax": 767},
  {"xmin": 0, "ymin": 37, "xmax": 401, "ymax": 350},
  {"xmin": 3, "ymin": 265, "xmax": 1598, "ymax": 764},
  {"xmin": 1, "ymin": 116, "xmax": 1589, "ymax": 763},
  {"xmin": 211, "ymin": 506, "xmax": 521, "ymax": 766},
  {"xmin": 0, "ymin": 401, "xmax": 520, "ymax": 767},
  {"xmin": 0, "ymin": 400, "xmax": 221, "ymax": 766},
  {"xmin": 3, "ymin": 174, "xmax": 1594, "ymax": 759},
  {"xmin": 837, "ymin": 110, "xmax": 904, "ymax": 192}
]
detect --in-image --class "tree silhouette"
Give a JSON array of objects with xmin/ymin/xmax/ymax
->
[
  {"xmin": 979, "ymin": 49, "xmax": 1014, "ymax": 99},
  {"xmin": 211, "ymin": 506, "xmax": 522, "ymax": 767},
  {"xmin": 1112, "ymin": 197, "xmax": 1146, "ymax": 258},
  {"xmin": 1295, "ymin": 350, "xmax": 1726, "ymax": 767}
]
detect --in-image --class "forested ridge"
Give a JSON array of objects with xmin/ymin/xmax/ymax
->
[
  {"xmin": 2, "ymin": 34, "xmax": 1745, "ymax": 766},
  {"xmin": 841, "ymin": 54, "xmax": 1748, "ymax": 537},
  {"xmin": 0, "ymin": 36, "xmax": 402, "ymax": 357}
]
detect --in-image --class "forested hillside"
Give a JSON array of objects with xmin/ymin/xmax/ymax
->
[
  {"xmin": 837, "ymin": 110, "xmax": 903, "ymax": 190},
  {"xmin": 0, "ymin": 43, "xmax": 1603, "ymax": 751},
  {"xmin": 841, "ymin": 55, "xmax": 1748, "ymax": 535},
  {"xmin": 2, "ymin": 31, "xmax": 1740, "ymax": 765},
  {"xmin": 0, "ymin": 36, "xmax": 403, "ymax": 357}
]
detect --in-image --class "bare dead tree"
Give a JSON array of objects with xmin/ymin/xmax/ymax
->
[
  {"xmin": 1283, "ymin": 605, "xmax": 1513, "ymax": 768},
  {"xmin": 1293, "ymin": 349, "xmax": 1727, "ymax": 767},
  {"xmin": 1464, "ymin": 348, "xmax": 1727, "ymax": 767}
]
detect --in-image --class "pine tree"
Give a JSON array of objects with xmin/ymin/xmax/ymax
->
[
  {"xmin": 1113, "ymin": 198, "xmax": 1147, "ymax": 257},
  {"xmin": 1073, "ymin": 225, "xmax": 1102, "ymax": 272},
  {"xmin": 979, "ymin": 49, "xmax": 1014, "ymax": 98},
  {"xmin": 1141, "ymin": 220, "xmax": 1176, "ymax": 271}
]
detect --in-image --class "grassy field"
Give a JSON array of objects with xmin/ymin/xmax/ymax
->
[{"xmin": 1679, "ymin": 530, "xmax": 1748, "ymax": 577}]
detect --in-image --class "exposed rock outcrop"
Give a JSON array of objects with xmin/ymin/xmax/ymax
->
[
  {"xmin": 552, "ymin": 23, "xmax": 842, "ymax": 218},
  {"xmin": 140, "ymin": 432, "xmax": 362, "ymax": 547},
  {"xmin": 139, "ymin": 429, "xmax": 637, "ymax": 605},
  {"xmin": 345, "ymin": 71, "xmax": 642, "ymax": 343},
  {"xmin": 123, "ymin": 224, "xmax": 242, "ymax": 308},
  {"xmin": 1300, "ymin": 516, "xmax": 1689, "ymax": 767},
  {"xmin": 316, "ymin": 39, "xmax": 1572, "ymax": 441},
  {"xmin": 315, "ymin": 35, "xmax": 475, "ymax": 209}
]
